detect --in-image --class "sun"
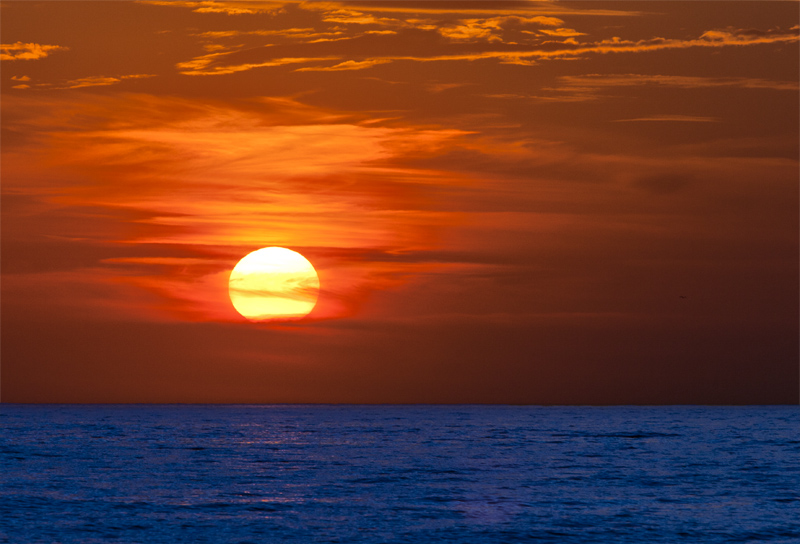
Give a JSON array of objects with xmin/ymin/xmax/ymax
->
[{"xmin": 228, "ymin": 247, "xmax": 320, "ymax": 321}]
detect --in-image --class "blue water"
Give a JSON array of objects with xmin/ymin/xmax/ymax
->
[{"xmin": 1, "ymin": 405, "xmax": 798, "ymax": 543}]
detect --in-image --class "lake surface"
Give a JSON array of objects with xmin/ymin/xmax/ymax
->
[{"xmin": 1, "ymin": 405, "xmax": 798, "ymax": 543}]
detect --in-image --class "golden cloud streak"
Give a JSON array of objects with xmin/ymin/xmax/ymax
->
[
  {"xmin": 1, "ymin": 42, "xmax": 68, "ymax": 61},
  {"xmin": 300, "ymin": 2, "xmax": 642, "ymax": 18},
  {"xmin": 140, "ymin": 1, "xmax": 285, "ymax": 15},
  {"xmin": 175, "ymin": 27, "xmax": 799, "ymax": 76},
  {"xmin": 295, "ymin": 59, "xmax": 391, "ymax": 72},
  {"xmin": 178, "ymin": 56, "xmax": 339, "ymax": 75}
]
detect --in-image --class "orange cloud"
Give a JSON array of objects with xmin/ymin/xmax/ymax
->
[
  {"xmin": 307, "ymin": 27, "xmax": 800, "ymax": 68},
  {"xmin": 1, "ymin": 42, "xmax": 67, "ymax": 61},
  {"xmin": 539, "ymin": 28, "xmax": 587, "ymax": 37},
  {"xmin": 61, "ymin": 74, "xmax": 155, "ymax": 89},
  {"xmin": 8, "ymin": 73, "xmax": 155, "ymax": 91},
  {"xmin": 301, "ymin": 2, "xmax": 640, "ymax": 18},
  {"xmin": 296, "ymin": 59, "xmax": 391, "ymax": 71},
  {"xmin": 197, "ymin": 28, "xmax": 343, "ymax": 41},
  {"xmin": 175, "ymin": 51, "xmax": 233, "ymax": 71},
  {"xmin": 320, "ymin": 8, "xmax": 396, "ymax": 25},
  {"xmin": 142, "ymin": 1, "xmax": 285, "ymax": 15},
  {"xmin": 296, "ymin": 4, "xmax": 577, "ymax": 43},
  {"xmin": 555, "ymin": 73, "xmax": 799, "ymax": 92},
  {"xmin": 178, "ymin": 56, "xmax": 338, "ymax": 75},
  {"xmin": 439, "ymin": 22, "xmax": 501, "ymax": 42},
  {"xmin": 437, "ymin": 15, "xmax": 566, "ymax": 42}
]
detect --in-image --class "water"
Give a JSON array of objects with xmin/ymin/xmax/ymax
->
[{"xmin": 1, "ymin": 405, "xmax": 798, "ymax": 543}]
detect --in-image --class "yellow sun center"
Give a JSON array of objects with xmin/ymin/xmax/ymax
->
[{"xmin": 228, "ymin": 247, "xmax": 320, "ymax": 321}]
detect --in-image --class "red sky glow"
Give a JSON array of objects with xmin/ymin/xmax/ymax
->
[{"xmin": 2, "ymin": 1, "xmax": 797, "ymax": 403}]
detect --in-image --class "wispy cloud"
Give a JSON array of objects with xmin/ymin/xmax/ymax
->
[
  {"xmin": 307, "ymin": 27, "xmax": 800, "ymax": 71},
  {"xmin": 586, "ymin": 27, "xmax": 800, "ymax": 53},
  {"xmin": 141, "ymin": 1, "xmax": 285, "ymax": 15},
  {"xmin": 196, "ymin": 28, "xmax": 341, "ymax": 40},
  {"xmin": 499, "ymin": 71, "xmax": 798, "ymax": 102},
  {"xmin": 553, "ymin": 73, "xmax": 800, "ymax": 94},
  {"xmin": 168, "ymin": 4, "xmax": 798, "ymax": 77},
  {"xmin": 427, "ymin": 83, "xmax": 469, "ymax": 93},
  {"xmin": 484, "ymin": 92, "xmax": 596, "ymax": 103},
  {"xmin": 301, "ymin": 2, "xmax": 642, "ymax": 18},
  {"xmin": 296, "ymin": 59, "xmax": 390, "ymax": 72},
  {"xmin": 62, "ymin": 74, "xmax": 155, "ymax": 89},
  {"xmin": 1, "ymin": 42, "xmax": 68, "ymax": 61},
  {"xmin": 177, "ymin": 23, "xmax": 798, "ymax": 76},
  {"xmin": 2, "ymin": 93, "xmax": 473, "ymax": 321},
  {"xmin": 538, "ymin": 28, "xmax": 587, "ymax": 37},
  {"xmin": 179, "ymin": 56, "xmax": 338, "ymax": 76},
  {"xmin": 176, "ymin": 51, "xmax": 235, "ymax": 72},
  {"xmin": 319, "ymin": 8, "xmax": 398, "ymax": 26},
  {"xmin": 437, "ymin": 15, "xmax": 566, "ymax": 43},
  {"xmin": 9, "ymin": 74, "xmax": 156, "ymax": 91},
  {"xmin": 614, "ymin": 115, "xmax": 720, "ymax": 123},
  {"xmin": 11, "ymin": 75, "xmax": 32, "ymax": 89}
]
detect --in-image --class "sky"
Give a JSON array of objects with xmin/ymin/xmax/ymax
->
[{"xmin": 1, "ymin": 0, "xmax": 797, "ymax": 404}]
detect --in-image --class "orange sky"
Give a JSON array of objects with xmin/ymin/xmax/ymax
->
[{"xmin": 2, "ymin": 1, "xmax": 798, "ymax": 403}]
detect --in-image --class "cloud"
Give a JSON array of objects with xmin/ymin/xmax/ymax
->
[
  {"xmin": 525, "ymin": 27, "xmax": 800, "ymax": 60},
  {"xmin": 175, "ymin": 51, "xmax": 232, "ymax": 72},
  {"xmin": 337, "ymin": 26, "xmax": 799, "ymax": 70},
  {"xmin": 2, "ymin": 93, "xmax": 473, "ymax": 321},
  {"xmin": 11, "ymin": 75, "xmax": 31, "ymax": 81},
  {"xmin": 55, "ymin": 74, "xmax": 155, "ymax": 90},
  {"xmin": 439, "ymin": 23, "xmax": 501, "ymax": 43},
  {"xmin": 427, "ymin": 83, "xmax": 469, "ymax": 93},
  {"xmin": 591, "ymin": 27, "xmax": 799, "ymax": 52},
  {"xmin": 555, "ymin": 73, "xmax": 799, "ymax": 92},
  {"xmin": 539, "ymin": 28, "xmax": 587, "ymax": 37},
  {"xmin": 499, "ymin": 58, "xmax": 539, "ymax": 67},
  {"xmin": 193, "ymin": 5, "xmax": 260, "ymax": 15},
  {"xmin": 614, "ymin": 115, "xmax": 720, "ymax": 123},
  {"xmin": 300, "ymin": 2, "xmax": 641, "ymax": 18},
  {"xmin": 141, "ymin": 1, "xmax": 284, "ymax": 15},
  {"xmin": 1, "ymin": 42, "xmax": 68, "ymax": 61},
  {"xmin": 287, "ymin": 4, "xmax": 574, "ymax": 45},
  {"xmin": 171, "ymin": 13, "xmax": 797, "ymax": 78},
  {"xmin": 523, "ymin": 16, "xmax": 564, "ymax": 26},
  {"xmin": 484, "ymin": 92, "xmax": 595, "ymax": 102},
  {"xmin": 178, "ymin": 56, "xmax": 338, "ymax": 75},
  {"xmin": 319, "ymin": 8, "xmax": 397, "ymax": 26},
  {"xmin": 10, "ymin": 73, "xmax": 155, "ymax": 91},
  {"xmin": 262, "ymin": 27, "xmax": 800, "ymax": 73},
  {"xmin": 195, "ymin": 27, "xmax": 396, "ymax": 48},
  {"xmin": 698, "ymin": 27, "xmax": 798, "ymax": 43},
  {"xmin": 296, "ymin": 59, "xmax": 391, "ymax": 72},
  {"xmin": 196, "ymin": 28, "xmax": 343, "ymax": 41},
  {"xmin": 66, "ymin": 75, "xmax": 153, "ymax": 89},
  {"xmin": 438, "ymin": 15, "xmax": 567, "ymax": 43},
  {"xmin": 64, "ymin": 76, "xmax": 123, "ymax": 89}
]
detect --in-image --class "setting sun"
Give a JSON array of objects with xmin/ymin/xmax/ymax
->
[{"xmin": 228, "ymin": 247, "xmax": 320, "ymax": 321}]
